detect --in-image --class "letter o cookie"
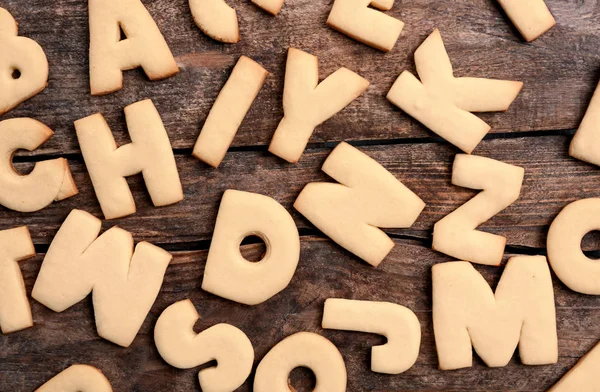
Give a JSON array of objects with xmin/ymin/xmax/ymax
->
[
  {"xmin": 547, "ymin": 198, "xmax": 600, "ymax": 295},
  {"xmin": 254, "ymin": 332, "xmax": 347, "ymax": 392}
]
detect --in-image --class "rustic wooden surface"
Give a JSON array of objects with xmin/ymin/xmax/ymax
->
[
  {"xmin": 3, "ymin": 0, "xmax": 600, "ymax": 155},
  {"xmin": 1, "ymin": 0, "xmax": 600, "ymax": 391},
  {"xmin": 3, "ymin": 239, "xmax": 600, "ymax": 391}
]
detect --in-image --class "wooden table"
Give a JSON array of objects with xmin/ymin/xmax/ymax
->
[{"xmin": 1, "ymin": 0, "xmax": 599, "ymax": 390}]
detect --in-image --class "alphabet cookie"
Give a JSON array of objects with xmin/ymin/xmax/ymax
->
[
  {"xmin": 269, "ymin": 48, "xmax": 369, "ymax": 163},
  {"xmin": 294, "ymin": 142, "xmax": 425, "ymax": 267},
  {"xmin": 0, "ymin": 8, "xmax": 48, "ymax": 115},
  {"xmin": 548, "ymin": 341, "xmax": 600, "ymax": 391},
  {"xmin": 322, "ymin": 298, "xmax": 421, "ymax": 374},
  {"xmin": 432, "ymin": 154, "xmax": 524, "ymax": 266},
  {"xmin": 252, "ymin": 0, "xmax": 285, "ymax": 15},
  {"xmin": 432, "ymin": 256, "xmax": 557, "ymax": 370},
  {"xmin": 89, "ymin": 0, "xmax": 179, "ymax": 95},
  {"xmin": 154, "ymin": 299, "xmax": 254, "ymax": 392},
  {"xmin": 189, "ymin": 0, "xmax": 285, "ymax": 42},
  {"xmin": 0, "ymin": 227, "xmax": 35, "ymax": 334},
  {"xmin": 547, "ymin": 198, "xmax": 600, "ymax": 295},
  {"xmin": 497, "ymin": 0, "xmax": 555, "ymax": 42},
  {"xmin": 202, "ymin": 190, "xmax": 300, "ymax": 305},
  {"xmin": 327, "ymin": 0, "xmax": 404, "ymax": 52},
  {"xmin": 0, "ymin": 118, "xmax": 78, "ymax": 212},
  {"xmin": 570, "ymin": 82, "xmax": 600, "ymax": 167},
  {"xmin": 254, "ymin": 332, "xmax": 347, "ymax": 392},
  {"xmin": 189, "ymin": 0, "xmax": 240, "ymax": 43},
  {"xmin": 75, "ymin": 99, "xmax": 183, "ymax": 220},
  {"xmin": 32, "ymin": 209, "xmax": 172, "ymax": 347},
  {"xmin": 193, "ymin": 56, "xmax": 268, "ymax": 167},
  {"xmin": 36, "ymin": 365, "xmax": 112, "ymax": 392},
  {"xmin": 387, "ymin": 29, "xmax": 523, "ymax": 153}
]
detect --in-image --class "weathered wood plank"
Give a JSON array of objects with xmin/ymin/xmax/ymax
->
[
  {"xmin": 2, "ymin": 238, "xmax": 598, "ymax": 391},
  {"xmin": 4, "ymin": 135, "xmax": 600, "ymax": 253},
  {"xmin": 1, "ymin": 0, "xmax": 600, "ymax": 155},
  {"xmin": 2, "ymin": 1, "xmax": 600, "ymax": 390}
]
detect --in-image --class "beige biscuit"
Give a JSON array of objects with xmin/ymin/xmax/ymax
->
[
  {"xmin": 0, "ymin": 118, "xmax": 78, "ymax": 212},
  {"xmin": 36, "ymin": 365, "xmax": 112, "ymax": 392},
  {"xmin": 327, "ymin": 0, "xmax": 404, "ymax": 52},
  {"xmin": 548, "ymin": 341, "xmax": 600, "ymax": 392},
  {"xmin": 294, "ymin": 142, "xmax": 425, "ymax": 267},
  {"xmin": 570, "ymin": 82, "xmax": 600, "ymax": 166},
  {"xmin": 0, "ymin": 8, "xmax": 48, "ymax": 116},
  {"xmin": 547, "ymin": 198, "xmax": 600, "ymax": 295},
  {"xmin": 0, "ymin": 8, "xmax": 17, "ymax": 35},
  {"xmin": 387, "ymin": 29, "xmax": 523, "ymax": 153},
  {"xmin": 432, "ymin": 154, "xmax": 524, "ymax": 266},
  {"xmin": 202, "ymin": 190, "xmax": 300, "ymax": 305},
  {"xmin": 252, "ymin": 0, "xmax": 285, "ymax": 15},
  {"xmin": 497, "ymin": 0, "xmax": 555, "ymax": 42},
  {"xmin": 89, "ymin": 0, "xmax": 179, "ymax": 95},
  {"xmin": 254, "ymin": 332, "xmax": 347, "ymax": 392},
  {"xmin": 32, "ymin": 209, "xmax": 172, "ymax": 347},
  {"xmin": 0, "ymin": 227, "xmax": 35, "ymax": 334},
  {"xmin": 269, "ymin": 48, "xmax": 369, "ymax": 163},
  {"xmin": 75, "ymin": 99, "xmax": 183, "ymax": 220},
  {"xmin": 154, "ymin": 299, "xmax": 254, "ymax": 392},
  {"xmin": 432, "ymin": 256, "xmax": 557, "ymax": 370},
  {"xmin": 322, "ymin": 298, "xmax": 421, "ymax": 374},
  {"xmin": 193, "ymin": 56, "xmax": 268, "ymax": 167},
  {"xmin": 189, "ymin": 0, "xmax": 240, "ymax": 43}
]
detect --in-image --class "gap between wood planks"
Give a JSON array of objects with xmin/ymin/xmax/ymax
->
[
  {"xmin": 30, "ymin": 229, "xmax": 554, "ymax": 257},
  {"xmin": 18, "ymin": 127, "xmax": 586, "ymax": 254},
  {"xmin": 11, "ymin": 127, "xmax": 577, "ymax": 163}
]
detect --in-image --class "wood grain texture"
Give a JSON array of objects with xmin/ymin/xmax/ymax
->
[
  {"xmin": 2, "ymin": 0, "xmax": 600, "ymax": 391},
  {"xmin": 4, "ymin": 134, "xmax": 600, "ymax": 252},
  {"xmin": 2, "ymin": 238, "xmax": 598, "ymax": 391},
  {"xmin": 1, "ymin": 0, "xmax": 600, "ymax": 155}
]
